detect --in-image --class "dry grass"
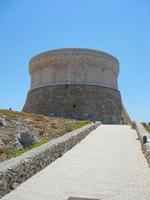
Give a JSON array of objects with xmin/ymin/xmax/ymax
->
[{"xmin": 0, "ymin": 110, "xmax": 90, "ymax": 162}]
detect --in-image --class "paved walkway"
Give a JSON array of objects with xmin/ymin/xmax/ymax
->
[{"xmin": 2, "ymin": 125, "xmax": 150, "ymax": 200}]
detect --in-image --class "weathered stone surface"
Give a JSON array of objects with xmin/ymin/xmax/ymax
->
[
  {"xmin": 121, "ymin": 105, "xmax": 131, "ymax": 125},
  {"xmin": 29, "ymin": 48, "xmax": 119, "ymax": 90},
  {"xmin": 18, "ymin": 130, "xmax": 38, "ymax": 148},
  {"xmin": 0, "ymin": 118, "xmax": 7, "ymax": 127},
  {"xmin": 10, "ymin": 138, "xmax": 23, "ymax": 150},
  {"xmin": 23, "ymin": 85, "xmax": 122, "ymax": 124},
  {"xmin": 10, "ymin": 182, "xmax": 19, "ymax": 190},
  {"xmin": 0, "ymin": 122, "xmax": 100, "ymax": 198},
  {"xmin": 22, "ymin": 48, "xmax": 131, "ymax": 124}
]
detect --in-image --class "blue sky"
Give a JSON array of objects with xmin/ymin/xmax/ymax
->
[{"xmin": 0, "ymin": 0, "xmax": 150, "ymax": 122}]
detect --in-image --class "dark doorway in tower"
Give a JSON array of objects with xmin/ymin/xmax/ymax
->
[{"xmin": 73, "ymin": 104, "xmax": 76, "ymax": 108}]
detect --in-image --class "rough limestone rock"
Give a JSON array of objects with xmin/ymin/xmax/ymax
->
[
  {"xmin": 0, "ymin": 117, "xmax": 7, "ymax": 127},
  {"xmin": 18, "ymin": 130, "xmax": 38, "ymax": 148},
  {"xmin": 12, "ymin": 120, "xmax": 25, "ymax": 127},
  {"xmin": 10, "ymin": 138, "xmax": 23, "ymax": 150},
  {"xmin": 10, "ymin": 182, "xmax": 19, "ymax": 189}
]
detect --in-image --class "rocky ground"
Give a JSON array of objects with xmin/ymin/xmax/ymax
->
[
  {"xmin": 0, "ymin": 110, "xmax": 89, "ymax": 162},
  {"xmin": 142, "ymin": 123, "xmax": 150, "ymax": 134}
]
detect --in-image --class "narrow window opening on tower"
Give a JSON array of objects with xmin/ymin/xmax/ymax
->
[
  {"xmin": 65, "ymin": 84, "xmax": 68, "ymax": 88},
  {"xmin": 73, "ymin": 104, "xmax": 76, "ymax": 108}
]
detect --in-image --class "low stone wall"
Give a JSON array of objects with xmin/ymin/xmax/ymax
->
[
  {"xmin": 0, "ymin": 122, "xmax": 100, "ymax": 198},
  {"xmin": 136, "ymin": 123, "xmax": 150, "ymax": 166}
]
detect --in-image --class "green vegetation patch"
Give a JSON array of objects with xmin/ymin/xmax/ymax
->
[
  {"xmin": 60, "ymin": 120, "xmax": 90, "ymax": 135},
  {"xmin": 0, "ymin": 137, "xmax": 52, "ymax": 161},
  {"xmin": 1, "ymin": 120, "xmax": 89, "ymax": 161}
]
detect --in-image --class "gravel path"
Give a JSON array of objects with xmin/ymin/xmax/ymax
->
[{"xmin": 2, "ymin": 125, "xmax": 150, "ymax": 200}]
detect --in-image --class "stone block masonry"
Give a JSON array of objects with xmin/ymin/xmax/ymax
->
[
  {"xmin": 23, "ymin": 48, "xmax": 131, "ymax": 124},
  {"xmin": 0, "ymin": 122, "xmax": 100, "ymax": 198},
  {"xmin": 23, "ymin": 84, "xmax": 122, "ymax": 124}
]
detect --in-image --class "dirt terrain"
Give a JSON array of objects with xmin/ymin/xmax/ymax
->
[{"xmin": 0, "ymin": 110, "xmax": 89, "ymax": 162}]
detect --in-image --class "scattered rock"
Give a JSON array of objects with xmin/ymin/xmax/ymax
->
[
  {"xmin": 23, "ymin": 119, "xmax": 33, "ymax": 123},
  {"xmin": 0, "ymin": 117, "xmax": 7, "ymax": 127},
  {"xmin": 10, "ymin": 138, "xmax": 23, "ymax": 150},
  {"xmin": 0, "ymin": 179, "xmax": 7, "ymax": 190},
  {"xmin": 10, "ymin": 182, "xmax": 19, "ymax": 189},
  {"xmin": 0, "ymin": 139, "xmax": 5, "ymax": 147},
  {"xmin": 18, "ymin": 130, "xmax": 38, "ymax": 148},
  {"xmin": 12, "ymin": 120, "xmax": 24, "ymax": 127}
]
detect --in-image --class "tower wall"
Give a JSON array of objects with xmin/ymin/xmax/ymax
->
[{"xmin": 23, "ymin": 48, "xmax": 130, "ymax": 124}]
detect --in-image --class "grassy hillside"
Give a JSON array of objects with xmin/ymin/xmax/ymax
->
[{"xmin": 0, "ymin": 110, "xmax": 90, "ymax": 162}]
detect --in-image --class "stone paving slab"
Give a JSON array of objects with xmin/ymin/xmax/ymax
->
[{"xmin": 2, "ymin": 125, "xmax": 150, "ymax": 200}]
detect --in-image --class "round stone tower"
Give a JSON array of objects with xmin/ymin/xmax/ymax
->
[{"xmin": 23, "ymin": 48, "xmax": 125, "ymax": 124}]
